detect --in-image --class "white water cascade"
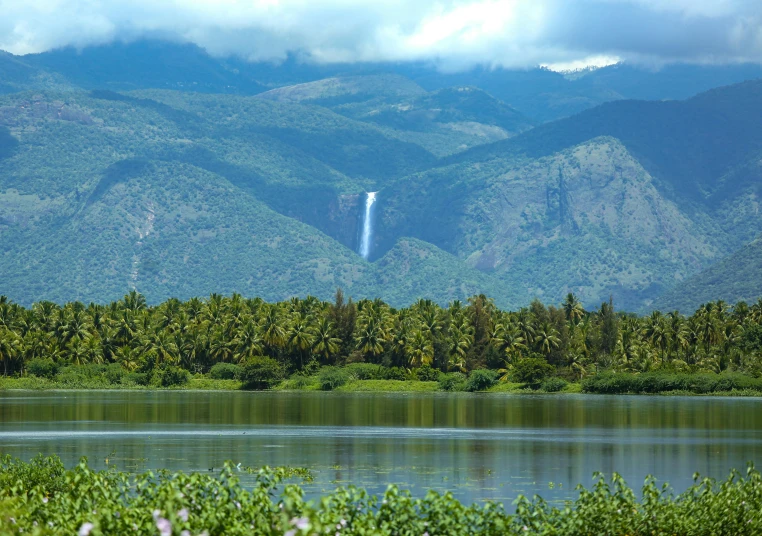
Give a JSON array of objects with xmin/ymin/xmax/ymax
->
[{"xmin": 359, "ymin": 192, "xmax": 378, "ymax": 259}]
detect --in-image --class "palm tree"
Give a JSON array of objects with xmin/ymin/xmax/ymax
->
[
  {"xmin": 0, "ymin": 329, "xmax": 22, "ymax": 376},
  {"xmin": 447, "ymin": 321, "xmax": 473, "ymax": 372},
  {"xmin": 234, "ymin": 322, "xmax": 264, "ymax": 363},
  {"xmin": 355, "ymin": 316, "xmax": 387, "ymax": 360},
  {"xmin": 260, "ymin": 306, "xmax": 287, "ymax": 355},
  {"xmin": 311, "ymin": 318, "xmax": 341, "ymax": 365},
  {"xmin": 563, "ymin": 293, "xmax": 585, "ymax": 325},
  {"xmin": 535, "ymin": 322, "xmax": 560, "ymax": 355},
  {"xmin": 287, "ymin": 313, "xmax": 315, "ymax": 369},
  {"xmin": 142, "ymin": 331, "xmax": 179, "ymax": 366},
  {"xmin": 492, "ymin": 322, "xmax": 526, "ymax": 362},
  {"xmin": 407, "ymin": 330, "xmax": 434, "ymax": 368}
]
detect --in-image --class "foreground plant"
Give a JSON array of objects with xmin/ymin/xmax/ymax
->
[{"xmin": 1, "ymin": 455, "xmax": 762, "ymax": 535}]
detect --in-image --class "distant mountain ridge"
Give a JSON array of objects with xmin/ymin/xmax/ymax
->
[{"xmin": 1, "ymin": 40, "xmax": 762, "ymax": 309}]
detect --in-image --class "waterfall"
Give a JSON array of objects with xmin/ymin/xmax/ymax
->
[{"xmin": 359, "ymin": 192, "xmax": 377, "ymax": 259}]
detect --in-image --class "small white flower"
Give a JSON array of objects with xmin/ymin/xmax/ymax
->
[
  {"xmin": 42, "ymin": 497, "xmax": 48, "ymax": 504},
  {"xmin": 340, "ymin": 519, "xmax": 346, "ymax": 526},
  {"xmin": 156, "ymin": 517, "xmax": 172, "ymax": 536},
  {"xmin": 290, "ymin": 517, "xmax": 310, "ymax": 530},
  {"xmin": 78, "ymin": 522, "xmax": 94, "ymax": 536},
  {"xmin": 181, "ymin": 531, "xmax": 191, "ymax": 536},
  {"xmin": 153, "ymin": 509, "xmax": 162, "ymax": 522},
  {"xmin": 178, "ymin": 508, "xmax": 189, "ymax": 522}
]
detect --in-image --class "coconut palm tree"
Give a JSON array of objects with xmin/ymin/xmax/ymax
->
[
  {"xmin": 312, "ymin": 318, "xmax": 341, "ymax": 365},
  {"xmin": 407, "ymin": 330, "xmax": 434, "ymax": 368}
]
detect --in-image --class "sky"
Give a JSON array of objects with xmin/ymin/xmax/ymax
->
[{"xmin": 0, "ymin": 0, "xmax": 760, "ymax": 70}]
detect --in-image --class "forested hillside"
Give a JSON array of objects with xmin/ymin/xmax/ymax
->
[{"xmin": 1, "ymin": 41, "xmax": 761, "ymax": 309}]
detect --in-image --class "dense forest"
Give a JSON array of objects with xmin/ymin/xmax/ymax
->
[{"xmin": 2, "ymin": 290, "xmax": 762, "ymax": 389}]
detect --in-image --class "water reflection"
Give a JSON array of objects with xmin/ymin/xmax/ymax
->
[{"xmin": 1, "ymin": 391, "xmax": 761, "ymax": 505}]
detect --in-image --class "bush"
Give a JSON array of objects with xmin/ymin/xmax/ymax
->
[
  {"xmin": 511, "ymin": 357, "xmax": 555, "ymax": 387},
  {"xmin": 288, "ymin": 373, "xmax": 313, "ymax": 389},
  {"xmin": 26, "ymin": 358, "xmax": 58, "ymax": 379},
  {"xmin": 344, "ymin": 363, "xmax": 382, "ymax": 380},
  {"xmin": 209, "ymin": 362, "xmax": 243, "ymax": 380},
  {"xmin": 241, "ymin": 357, "xmax": 285, "ymax": 390},
  {"xmin": 319, "ymin": 367, "xmax": 349, "ymax": 391},
  {"xmin": 540, "ymin": 377, "xmax": 568, "ymax": 392},
  {"xmin": 465, "ymin": 369, "xmax": 498, "ymax": 392},
  {"xmin": 5, "ymin": 456, "xmax": 762, "ymax": 535},
  {"xmin": 55, "ymin": 366, "xmax": 109, "ymax": 387},
  {"xmin": 413, "ymin": 365, "xmax": 439, "ymax": 382},
  {"xmin": 382, "ymin": 367, "xmax": 409, "ymax": 381},
  {"xmin": 582, "ymin": 372, "xmax": 762, "ymax": 394},
  {"xmin": 152, "ymin": 365, "xmax": 190, "ymax": 387},
  {"xmin": 123, "ymin": 372, "xmax": 149, "ymax": 386},
  {"xmin": 104, "ymin": 363, "xmax": 126, "ymax": 384},
  {"xmin": 438, "ymin": 372, "xmax": 466, "ymax": 391}
]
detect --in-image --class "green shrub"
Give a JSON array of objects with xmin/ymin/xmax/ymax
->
[
  {"xmin": 465, "ymin": 369, "xmax": 498, "ymax": 392},
  {"xmin": 55, "ymin": 366, "xmax": 110, "ymax": 387},
  {"xmin": 152, "ymin": 365, "xmax": 190, "ymax": 387},
  {"xmin": 123, "ymin": 372, "xmax": 149, "ymax": 386},
  {"xmin": 344, "ymin": 363, "xmax": 382, "ymax": 380},
  {"xmin": 288, "ymin": 373, "xmax": 313, "ymax": 389},
  {"xmin": 26, "ymin": 358, "xmax": 59, "ymax": 379},
  {"xmin": 438, "ymin": 372, "xmax": 466, "ymax": 391},
  {"xmin": 382, "ymin": 367, "xmax": 409, "ymax": 381},
  {"xmin": 319, "ymin": 366, "xmax": 349, "ymax": 391},
  {"xmin": 241, "ymin": 357, "xmax": 285, "ymax": 390},
  {"xmin": 511, "ymin": 357, "xmax": 555, "ymax": 387},
  {"xmin": 209, "ymin": 362, "xmax": 243, "ymax": 380},
  {"xmin": 540, "ymin": 377, "xmax": 568, "ymax": 392},
  {"xmin": 582, "ymin": 372, "xmax": 762, "ymax": 394},
  {"xmin": 104, "ymin": 363, "xmax": 126, "ymax": 384},
  {"xmin": 414, "ymin": 365, "xmax": 439, "ymax": 382},
  {"xmin": 4, "ymin": 455, "xmax": 762, "ymax": 535}
]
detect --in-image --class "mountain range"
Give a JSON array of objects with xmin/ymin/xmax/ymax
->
[{"xmin": 1, "ymin": 40, "xmax": 762, "ymax": 311}]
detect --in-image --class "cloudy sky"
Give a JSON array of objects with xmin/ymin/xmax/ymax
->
[{"xmin": 0, "ymin": 0, "xmax": 760, "ymax": 69}]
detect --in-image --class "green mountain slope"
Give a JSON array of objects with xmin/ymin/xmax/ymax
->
[
  {"xmin": 376, "ymin": 137, "xmax": 725, "ymax": 309},
  {"xmin": 652, "ymin": 236, "xmax": 762, "ymax": 312},
  {"xmin": 451, "ymin": 80, "xmax": 762, "ymax": 203},
  {"xmin": 0, "ymin": 161, "xmax": 367, "ymax": 304},
  {"xmin": 259, "ymin": 77, "xmax": 534, "ymax": 156},
  {"xmin": 0, "ymin": 89, "xmax": 512, "ymax": 307},
  {"xmin": 358, "ymin": 237, "xmax": 515, "ymax": 308}
]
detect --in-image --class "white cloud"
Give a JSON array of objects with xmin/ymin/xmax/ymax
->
[{"xmin": 0, "ymin": 0, "xmax": 760, "ymax": 68}]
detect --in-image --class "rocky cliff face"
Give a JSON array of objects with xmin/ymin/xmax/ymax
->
[{"xmin": 376, "ymin": 137, "xmax": 730, "ymax": 308}]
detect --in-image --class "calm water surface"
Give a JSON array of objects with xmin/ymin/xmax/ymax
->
[{"xmin": 1, "ymin": 391, "xmax": 761, "ymax": 505}]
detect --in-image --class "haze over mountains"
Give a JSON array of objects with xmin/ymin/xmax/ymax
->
[{"xmin": 1, "ymin": 40, "xmax": 762, "ymax": 311}]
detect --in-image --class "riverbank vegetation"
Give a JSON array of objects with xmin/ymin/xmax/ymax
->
[
  {"xmin": 2, "ymin": 455, "xmax": 762, "ymax": 535},
  {"xmin": 2, "ymin": 290, "xmax": 762, "ymax": 394}
]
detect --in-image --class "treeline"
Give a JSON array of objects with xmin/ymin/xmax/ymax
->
[{"xmin": 1, "ymin": 290, "xmax": 762, "ymax": 381}]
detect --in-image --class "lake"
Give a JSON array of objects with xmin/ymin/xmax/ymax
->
[{"xmin": 1, "ymin": 391, "xmax": 761, "ymax": 505}]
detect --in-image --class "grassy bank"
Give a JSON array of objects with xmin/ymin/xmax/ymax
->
[
  {"xmin": 2, "ymin": 455, "xmax": 762, "ymax": 535},
  {"xmin": 0, "ymin": 375, "xmax": 242, "ymax": 391},
  {"xmin": 5, "ymin": 370, "xmax": 762, "ymax": 396}
]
